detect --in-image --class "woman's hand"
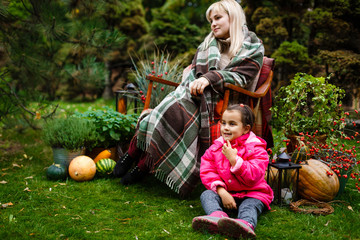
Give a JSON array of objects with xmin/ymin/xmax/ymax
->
[
  {"xmin": 189, "ymin": 77, "xmax": 210, "ymax": 96},
  {"xmin": 217, "ymin": 186, "xmax": 237, "ymax": 210},
  {"xmin": 222, "ymin": 140, "xmax": 237, "ymax": 166}
]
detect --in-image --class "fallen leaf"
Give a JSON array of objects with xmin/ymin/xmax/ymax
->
[
  {"xmin": 24, "ymin": 176, "xmax": 33, "ymax": 179},
  {"xmin": 163, "ymin": 229, "xmax": 170, "ymax": 234},
  {"xmin": 0, "ymin": 180, "xmax": 7, "ymax": 184},
  {"xmin": 189, "ymin": 205, "xmax": 193, "ymax": 208},
  {"xmin": 1, "ymin": 202, "xmax": 13, "ymax": 208},
  {"xmin": 23, "ymin": 187, "xmax": 31, "ymax": 192},
  {"xmin": 35, "ymin": 112, "xmax": 41, "ymax": 120},
  {"xmin": 58, "ymin": 183, "xmax": 66, "ymax": 185},
  {"xmin": 166, "ymin": 209, "xmax": 174, "ymax": 213},
  {"xmin": 29, "ymin": 233, "xmax": 36, "ymax": 236},
  {"xmin": 116, "ymin": 218, "xmax": 131, "ymax": 222},
  {"xmin": 1, "ymin": 173, "xmax": 8, "ymax": 177},
  {"xmin": 348, "ymin": 205, "xmax": 354, "ymax": 212},
  {"xmin": 12, "ymin": 163, "xmax": 21, "ymax": 168},
  {"xmin": 62, "ymin": 206, "xmax": 66, "ymax": 209},
  {"xmin": 324, "ymin": 220, "xmax": 330, "ymax": 226},
  {"xmin": 23, "ymin": 154, "xmax": 28, "ymax": 159}
]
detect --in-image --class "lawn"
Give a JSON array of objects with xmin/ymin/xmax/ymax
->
[{"xmin": 1, "ymin": 100, "xmax": 360, "ymax": 240}]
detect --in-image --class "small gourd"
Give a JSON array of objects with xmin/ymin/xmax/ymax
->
[
  {"xmin": 46, "ymin": 163, "xmax": 67, "ymax": 180},
  {"xmin": 96, "ymin": 158, "xmax": 116, "ymax": 176},
  {"xmin": 292, "ymin": 159, "xmax": 339, "ymax": 202},
  {"xmin": 291, "ymin": 141, "xmax": 310, "ymax": 164},
  {"xmin": 93, "ymin": 149, "xmax": 112, "ymax": 163},
  {"xmin": 69, "ymin": 155, "xmax": 96, "ymax": 182}
]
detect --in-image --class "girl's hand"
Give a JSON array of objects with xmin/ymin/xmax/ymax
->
[
  {"xmin": 222, "ymin": 140, "xmax": 237, "ymax": 166},
  {"xmin": 217, "ymin": 187, "xmax": 237, "ymax": 210},
  {"xmin": 189, "ymin": 77, "xmax": 210, "ymax": 96}
]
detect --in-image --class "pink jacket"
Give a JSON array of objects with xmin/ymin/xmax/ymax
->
[{"xmin": 200, "ymin": 131, "xmax": 273, "ymax": 209}]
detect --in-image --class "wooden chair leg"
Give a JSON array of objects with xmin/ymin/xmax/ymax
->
[
  {"xmin": 143, "ymin": 81, "xmax": 153, "ymax": 110},
  {"xmin": 221, "ymin": 89, "xmax": 230, "ymax": 115}
]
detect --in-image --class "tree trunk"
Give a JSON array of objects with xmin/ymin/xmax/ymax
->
[{"xmin": 102, "ymin": 65, "xmax": 113, "ymax": 100}]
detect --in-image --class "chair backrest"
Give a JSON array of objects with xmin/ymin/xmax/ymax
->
[
  {"xmin": 210, "ymin": 57, "xmax": 275, "ymax": 144},
  {"xmin": 256, "ymin": 57, "xmax": 275, "ymax": 90}
]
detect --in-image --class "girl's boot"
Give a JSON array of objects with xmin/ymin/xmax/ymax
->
[
  {"xmin": 192, "ymin": 211, "xmax": 228, "ymax": 234},
  {"xmin": 218, "ymin": 218, "xmax": 256, "ymax": 239}
]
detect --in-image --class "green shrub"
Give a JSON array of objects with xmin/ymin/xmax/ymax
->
[{"xmin": 42, "ymin": 116, "xmax": 99, "ymax": 151}]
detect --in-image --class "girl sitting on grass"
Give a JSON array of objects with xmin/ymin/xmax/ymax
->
[{"xmin": 192, "ymin": 104, "xmax": 273, "ymax": 239}]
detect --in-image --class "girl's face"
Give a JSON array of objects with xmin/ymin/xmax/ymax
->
[
  {"xmin": 220, "ymin": 110, "xmax": 250, "ymax": 141},
  {"xmin": 209, "ymin": 8, "xmax": 230, "ymax": 39}
]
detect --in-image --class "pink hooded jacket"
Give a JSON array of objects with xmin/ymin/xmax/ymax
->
[{"xmin": 200, "ymin": 131, "xmax": 273, "ymax": 209}]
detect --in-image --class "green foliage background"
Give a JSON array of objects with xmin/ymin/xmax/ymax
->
[{"xmin": 0, "ymin": 0, "xmax": 360, "ymax": 126}]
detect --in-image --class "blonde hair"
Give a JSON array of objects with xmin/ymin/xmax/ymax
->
[{"xmin": 201, "ymin": 0, "xmax": 246, "ymax": 57}]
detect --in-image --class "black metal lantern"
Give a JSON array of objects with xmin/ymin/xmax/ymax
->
[
  {"xmin": 115, "ymin": 83, "xmax": 141, "ymax": 114},
  {"xmin": 267, "ymin": 152, "xmax": 302, "ymax": 206}
]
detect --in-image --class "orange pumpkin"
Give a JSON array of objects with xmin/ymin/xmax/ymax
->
[
  {"xmin": 93, "ymin": 149, "xmax": 112, "ymax": 163},
  {"xmin": 69, "ymin": 155, "xmax": 96, "ymax": 182},
  {"xmin": 293, "ymin": 159, "xmax": 339, "ymax": 202}
]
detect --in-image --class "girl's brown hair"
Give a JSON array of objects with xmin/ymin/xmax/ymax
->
[{"xmin": 224, "ymin": 104, "xmax": 255, "ymax": 129}]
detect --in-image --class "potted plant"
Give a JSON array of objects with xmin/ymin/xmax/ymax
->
[
  {"xmin": 271, "ymin": 72, "xmax": 346, "ymax": 153},
  {"xmin": 42, "ymin": 116, "xmax": 99, "ymax": 180},
  {"xmin": 74, "ymin": 107, "xmax": 138, "ymax": 159},
  {"xmin": 271, "ymin": 73, "xmax": 360, "ymax": 196}
]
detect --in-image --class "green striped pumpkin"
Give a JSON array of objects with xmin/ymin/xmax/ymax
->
[
  {"xmin": 291, "ymin": 144, "xmax": 310, "ymax": 164},
  {"xmin": 96, "ymin": 158, "xmax": 116, "ymax": 176}
]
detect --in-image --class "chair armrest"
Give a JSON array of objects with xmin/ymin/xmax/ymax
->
[
  {"xmin": 143, "ymin": 75, "xmax": 180, "ymax": 110},
  {"xmin": 145, "ymin": 75, "xmax": 180, "ymax": 87},
  {"xmin": 223, "ymin": 70, "xmax": 273, "ymax": 98}
]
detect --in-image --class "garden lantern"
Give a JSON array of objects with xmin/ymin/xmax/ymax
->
[
  {"xmin": 115, "ymin": 83, "xmax": 141, "ymax": 114},
  {"xmin": 267, "ymin": 152, "xmax": 302, "ymax": 206}
]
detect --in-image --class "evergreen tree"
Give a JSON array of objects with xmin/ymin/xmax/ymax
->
[{"xmin": 0, "ymin": 0, "xmax": 124, "ymax": 127}]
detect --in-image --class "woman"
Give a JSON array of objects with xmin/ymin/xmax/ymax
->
[{"xmin": 114, "ymin": 0, "xmax": 264, "ymax": 197}]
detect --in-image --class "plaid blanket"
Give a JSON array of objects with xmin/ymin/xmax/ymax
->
[{"xmin": 137, "ymin": 26, "xmax": 264, "ymax": 197}]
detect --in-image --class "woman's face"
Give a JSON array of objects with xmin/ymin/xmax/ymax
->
[{"xmin": 209, "ymin": 8, "xmax": 230, "ymax": 39}]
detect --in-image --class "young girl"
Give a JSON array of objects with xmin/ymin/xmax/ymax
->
[{"xmin": 192, "ymin": 104, "xmax": 273, "ymax": 239}]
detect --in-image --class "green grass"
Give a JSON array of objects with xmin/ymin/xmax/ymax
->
[{"xmin": 1, "ymin": 100, "xmax": 360, "ymax": 240}]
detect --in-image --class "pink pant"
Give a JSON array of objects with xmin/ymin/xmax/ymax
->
[{"xmin": 127, "ymin": 134, "xmax": 149, "ymax": 172}]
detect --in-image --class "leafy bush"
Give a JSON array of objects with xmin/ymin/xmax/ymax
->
[
  {"xmin": 271, "ymin": 72, "xmax": 345, "ymax": 138},
  {"xmin": 74, "ymin": 107, "xmax": 138, "ymax": 148}
]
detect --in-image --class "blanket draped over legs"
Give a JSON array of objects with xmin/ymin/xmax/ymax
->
[{"xmin": 137, "ymin": 83, "xmax": 211, "ymax": 197}]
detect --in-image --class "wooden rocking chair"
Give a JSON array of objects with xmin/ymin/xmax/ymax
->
[{"xmin": 142, "ymin": 57, "xmax": 275, "ymax": 147}]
